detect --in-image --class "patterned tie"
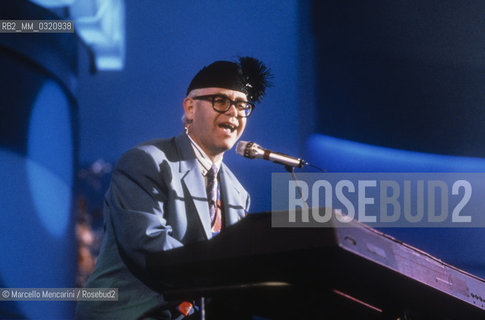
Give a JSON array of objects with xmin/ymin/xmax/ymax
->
[{"xmin": 206, "ymin": 164, "xmax": 222, "ymax": 235}]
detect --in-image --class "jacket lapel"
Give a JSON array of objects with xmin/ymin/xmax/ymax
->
[
  {"xmin": 175, "ymin": 134, "xmax": 212, "ymax": 240},
  {"xmin": 219, "ymin": 164, "xmax": 246, "ymax": 226}
]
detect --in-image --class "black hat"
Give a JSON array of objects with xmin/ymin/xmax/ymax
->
[{"xmin": 186, "ymin": 57, "xmax": 272, "ymax": 103}]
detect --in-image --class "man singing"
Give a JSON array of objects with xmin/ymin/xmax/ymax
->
[{"xmin": 75, "ymin": 57, "xmax": 272, "ymax": 319}]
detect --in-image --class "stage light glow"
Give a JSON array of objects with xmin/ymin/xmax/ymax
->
[
  {"xmin": 29, "ymin": 0, "xmax": 75, "ymax": 7},
  {"xmin": 26, "ymin": 80, "xmax": 73, "ymax": 237},
  {"xmin": 70, "ymin": 0, "xmax": 125, "ymax": 70}
]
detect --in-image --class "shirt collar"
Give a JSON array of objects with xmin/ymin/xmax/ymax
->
[{"xmin": 186, "ymin": 133, "xmax": 222, "ymax": 176}]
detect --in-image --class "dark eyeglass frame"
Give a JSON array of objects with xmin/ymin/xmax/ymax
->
[{"xmin": 191, "ymin": 94, "xmax": 255, "ymax": 118}]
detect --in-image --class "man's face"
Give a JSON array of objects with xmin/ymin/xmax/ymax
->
[{"xmin": 184, "ymin": 87, "xmax": 248, "ymax": 160}]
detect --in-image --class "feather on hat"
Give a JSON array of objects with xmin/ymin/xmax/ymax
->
[{"xmin": 186, "ymin": 57, "xmax": 272, "ymax": 103}]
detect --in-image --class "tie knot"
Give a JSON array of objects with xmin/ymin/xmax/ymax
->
[{"xmin": 208, "ymin": 164, "xmax": 218, "ymax": 179}]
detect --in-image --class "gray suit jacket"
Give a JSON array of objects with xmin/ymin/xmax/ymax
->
[{"xmin": 75, "ymin": 133, "xmax": 250, "ymax": 319}]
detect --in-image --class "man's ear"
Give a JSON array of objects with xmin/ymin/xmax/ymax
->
[{"xmin": 183, "ymin": 97, "xmax": 195, "ymax": 121}]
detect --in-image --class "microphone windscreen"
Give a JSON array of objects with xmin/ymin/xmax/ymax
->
[{"xmin": 236, "ymin": 141, "xmax": 249, "ymax": 157}]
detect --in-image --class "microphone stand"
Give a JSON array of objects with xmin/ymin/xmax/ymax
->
[{"xmin": 284, "ymin": 161, "xmax": 325, "ymax": 211}]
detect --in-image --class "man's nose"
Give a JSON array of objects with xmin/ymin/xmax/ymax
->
[{"xmin": 225, "ymin": 103, "xmax": 238, "ymax": 117}]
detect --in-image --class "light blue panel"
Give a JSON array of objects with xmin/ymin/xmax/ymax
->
[
  {"xmin": 27, "ymin": 80, "xmax": 73, "ymax": 237},
  {"xmin": 305, "ymin": 134, "xmax": 485, "ymax": 172}
]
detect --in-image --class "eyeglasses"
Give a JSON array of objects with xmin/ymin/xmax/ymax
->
[{"xmin": 191, "ymin": 94, "xmax": 255, "ymax": 118}]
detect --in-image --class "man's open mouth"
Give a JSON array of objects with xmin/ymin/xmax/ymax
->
[{"xmin": 219, "ymin": 123, "xmax": 238, "ymax": 133}]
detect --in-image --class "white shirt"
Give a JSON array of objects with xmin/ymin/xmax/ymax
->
[{"xmin": 186, "ymin": 133, "xmax": 222, "ymax": 185}]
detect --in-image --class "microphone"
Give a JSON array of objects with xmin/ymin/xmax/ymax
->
[{"xmin": 236, "ymin": 141, "xmax": 307, "ymax": 168}]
